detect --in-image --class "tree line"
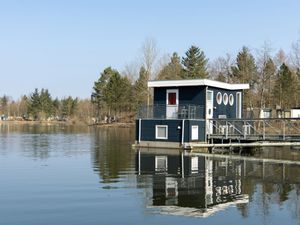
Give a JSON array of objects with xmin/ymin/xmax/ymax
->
[
  {"xmin": 0, "ymin": 90, "xmax": 92, "ymax": 123},
  {"xmin": 1, "ymin": 38, "xmax": 300, "ymax": 123}
]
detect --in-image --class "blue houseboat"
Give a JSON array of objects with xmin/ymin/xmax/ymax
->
[{"xmin": 135, "ymin": 79, "xmax": 249, "ymax": 149}]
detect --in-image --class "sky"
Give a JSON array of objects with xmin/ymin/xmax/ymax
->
[{"xmin": 1, "ymin": 0, "xmax": 300, "ymax": 100}]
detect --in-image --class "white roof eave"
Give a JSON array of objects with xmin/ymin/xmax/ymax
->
[{"xmin": 148, "ymin": 79, "xmax": 249, "ymax": 90}]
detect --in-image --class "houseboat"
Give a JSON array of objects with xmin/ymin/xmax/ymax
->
[{"xmin": 135, "ymin": 79, "xmax": 249, "ymax": 149}]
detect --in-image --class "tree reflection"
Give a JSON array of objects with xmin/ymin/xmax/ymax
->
[{"xmin": 92, "ymin": 127, "xmax": 135, "ymax": 183}]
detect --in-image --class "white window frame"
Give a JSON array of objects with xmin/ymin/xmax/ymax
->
[
  {"xmin": 216, "ymin": 92, "xmax": 222, "ymax": 105},
  {"xmin": 191, "ymin": 125, "xmax": 199, "ymax": 140},
  {"xmin": 166, "ymin": 89, "xmax": 179, "ymax": 106},
  {"xmin": 229, "ymin": 94, "xmax": 234, "ymax": 106},
  {"xmin": 223, "ymin": 93, "xmax": 228, "ymax": 105},
  {"xmin": 155, "ymin": 125, "xmax": 168, "ymax": 139},
  {"xmin": 155, "ymin": 156, "xmax": 168, "ymax": 171}
]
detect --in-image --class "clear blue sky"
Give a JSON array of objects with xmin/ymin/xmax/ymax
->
[{"xmin": 1, "ymin": 0, "xmax": 300, "ymax": 100}]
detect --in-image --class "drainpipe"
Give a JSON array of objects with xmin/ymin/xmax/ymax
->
[
  {"xmin": 138, "ymin": 118, "xmax": 142, "ymax": 143},
  {"xmin": 181, "ymin": 119, "xmax": 185, "ymax": 146}
]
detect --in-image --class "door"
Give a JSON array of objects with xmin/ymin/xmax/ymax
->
[
  {"xmin": 206, "ymin": 90, "xmax": 214, "ymax": 134},
  {"xmin": 166, "ymin": 89, "xmax": 178, "ymax": 119}
]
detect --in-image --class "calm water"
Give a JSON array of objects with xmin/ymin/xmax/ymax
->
[{"xmin": 1, "ymin": 124, "xmax": 300, "ymax": 225}]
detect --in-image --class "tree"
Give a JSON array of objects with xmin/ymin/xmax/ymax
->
[
  {"xmin": 209, "ymin": 54, "xmax": 233, "ymax": 82},
  {"xmin": 231, "ymin": 46, "xmax": 258, "ymax": 108},
  {"xmin": 141, "ymin": 37, "xmax": 158, "ymax": 81},
  {"xmin": 273, "ymin": 63, "xmax": 297, "ymax": 109},
  {"xmin": 181, "ymin": 45, "xmax": 208, "ymax": 79},
  {"xmin": 134, "ymin": 66, "xmax": 149, "ymax": 108},
  {"xmin": 92, "ymin": 67, "xmax": 115, "ymax": 119},
  {"xmin": 255, "ymin": 42, "xmax": 276, "ymax": 108},
  {"xmin": 27, "ymin": 88, "xmax": 41, "ymax": 120},
  {"xmin": 157, "ymin": 52, "xmax": 183, "ymax": 80},
  {"xmin": 61, "ymin": 96, "xmax": 78, "ymax": 118},
  {"xmin": 39, "ymin": 88, "xmax": 53, "ymax": 119}
]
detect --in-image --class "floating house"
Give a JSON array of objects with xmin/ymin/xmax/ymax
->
[{"xmin": 135, "ymin": 79, "xmax": 249, "ymax": 149}]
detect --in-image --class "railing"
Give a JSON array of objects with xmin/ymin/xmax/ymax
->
[
  {"xmin": 208, "ymin": 118, "xmax": 300, "ymax": 141},
  {"xmin": 137, "ymin": 104, "xmax": 205, "ymax": 120}
]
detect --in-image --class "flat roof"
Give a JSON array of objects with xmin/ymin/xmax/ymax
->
[{"xmin": 148, "ymin": 79, "xmax": 249, "ymax": 90}]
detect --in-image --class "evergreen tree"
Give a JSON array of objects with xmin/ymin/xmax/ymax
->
[
  {"xmin": 92, "ymin": 67, "xmax": 116, "ymax": 119},
  {"xmin": 61, "ymin": 96, "xmax": 78, "ymax": 118},
  {"xmin": 273, "ymin": 63, "xmax": 297, "ymax": 109},
  {"xmin": 157, "ymin": 52, "xmax": 183, "ymax": 80},
  {"xmin": 181, "ymin": 45, "xmax": 208, "ymax": 79},
  {"xmin": 39, "ymin": 88, "xmax": 53, "ymax": 119},
  {"xmin": 134, "ymin": 66, "xmax": 149, "ymax": 108},
  {"xmin": 231, "ymin": 47, "xmax": 258, "ymax": 108},
  {"xmin": 28, "ymin": 88, "xmax": 41, "ymax": 120}
]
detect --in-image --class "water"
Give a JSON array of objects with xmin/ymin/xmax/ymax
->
[{"xmin": 1, "ymin": 123, "xmax": 300, "ymax": 225}]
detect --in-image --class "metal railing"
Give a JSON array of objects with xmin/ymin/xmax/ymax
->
[
  {"xmin": 137, "ymin": 104, "xmax": 205, "ymax": 119},
  {"xmin": 208, "ymin": 118, "xmax": 300, "ymax": 141}
]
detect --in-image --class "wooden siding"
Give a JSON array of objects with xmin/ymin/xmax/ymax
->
[
  {"xmin": 207, "ymin": 87, "xmax": 243, "ymax": 119},
  {"xmin": 136, "ymin": 119, "xmax": 206, "ymax": 142}
]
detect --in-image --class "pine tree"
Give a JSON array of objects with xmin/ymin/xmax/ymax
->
[
  {"xmin": 28, "ymin": 88, "xmax": 41, "ymax": 120},
  {"xmin": 181, "ymin": 45, "xmax": 208, "ymax": 79},
  {"xmin": 157, "ymin": 52, "xmax": 183, "ymax": 80},
  {"xmin": 134, "ymin": 66, "xmax": 149, "ymax": 108},
  {"xmin": 92, "ymin": 67, "xmax": 116, "ymax": 119},
  {"xmin": 273, "ymin": 63, "xmax": 297, "ymax": 109}
]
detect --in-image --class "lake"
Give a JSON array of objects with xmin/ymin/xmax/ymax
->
[{"xmin": 1, "ymin": 123, "xmax": 300, "ymax": 225}]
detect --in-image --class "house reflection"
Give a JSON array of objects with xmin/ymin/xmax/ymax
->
[{"xmin": 136, "ymin": 149, "xmax": 249, "ymax": 217}]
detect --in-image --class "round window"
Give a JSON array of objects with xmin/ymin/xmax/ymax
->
[
  {"xmin": 223, "ymin": 93, "xmax": 228, "ymax": 105},
  {"xmin": 229, "ymin": 94, "xmax": 234, "ymax": 106},
  {"xmin": 216, "ymin": 92, "xmax": 222, "ymax": 105}
]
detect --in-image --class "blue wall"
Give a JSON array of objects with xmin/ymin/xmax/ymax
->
[
  {"xmin": 136, "ymin": 119, "xmax": 206, "ymax": 142},
  {"xmin": 207, "ymin": 87, "xmax": 243, "ymax": 119},
  {"xmin": 153, "ymin": 86, "xmax": 244, "ymax": 119},
  {"xmin": 154, "ymin": 86, "xmax": 206, "ymax": 106}
]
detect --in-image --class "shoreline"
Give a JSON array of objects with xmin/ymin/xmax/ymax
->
[{"xmin": 0, "ymin": 120, "xmax": 135, "ymax": 128}]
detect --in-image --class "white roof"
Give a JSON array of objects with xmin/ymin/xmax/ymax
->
[{"xmin": 148, "ymin": 79, "xmax": 249, "ymax": 90}]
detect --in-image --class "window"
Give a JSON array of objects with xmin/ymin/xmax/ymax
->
[
  {"xmin": 168, "ymin": 92, "xmax": 177, "ymax": 105},
  {"xmin": 223, "ymin": 93, "xmax": 228, "ymax": 105},
  {"xmin": 191, "ymin": 125, "xmax": 199, "ymax": 140},
  {"xmin": 155, "ymin": 125, "xmax": 168, "ymax": 139},
  {"xmin": 155, "ymin": 156, "xmax": 168, "ymax": 172},
  {"xmin": 229, "ymin": 94, "xmax": 234, "ymax": 106},
  {"xmin": 216, "ymin": 92, "xmax": 222, "ymax": 105}
]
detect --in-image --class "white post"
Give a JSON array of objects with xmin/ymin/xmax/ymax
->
[
  {"xmin": 138, "ymin": 119, "xmax": 142, "ymax": 143},
  {"xmin": 181, "ymin": 119, "xmax": 185, "ymax": 145}
]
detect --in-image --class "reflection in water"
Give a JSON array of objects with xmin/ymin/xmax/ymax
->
[
  {"xmin": 136, "ymin": 149, "xmax": 300, "ymax": 219},
  {"xmin": 92, "ymin": 127, "xmax": 136, "ymax": 184},
  {"xmin": 0, "ymin": 123, "xmax": 93, "ymax": 159}
]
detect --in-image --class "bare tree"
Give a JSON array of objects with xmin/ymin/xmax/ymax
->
[
  {"xmin": 140, "ymin": 38, "xmax": 159, "ymax": 106},
  {"xmin": 141, "ymin": 37, "xmax": 159, "ymax": 81},
  {"xmin": 290, "ymin": 38, "xmax": 300, "ymax": 69},
  {"xmin": 255, "ymin": 41, "xmax": 276, "ymax": 108},
  {"xmin": 208, "ymin": 53, "xmax": 233, "ymax": 82}
]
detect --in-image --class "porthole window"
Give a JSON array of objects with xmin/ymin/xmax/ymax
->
[
  {"xmin": 223, "ymin": 93, "xmax": 228, "ymax": 105},
  {"xmin": 216, "ymin": 92, "xmax": 222, "ymax": 105},
  {"xmin": 229, "ymin": 94, "xmax": 234, "ymax": 106}
]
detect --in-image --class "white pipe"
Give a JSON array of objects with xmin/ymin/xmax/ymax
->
[
  {"xmin": 138, "ymin": 119, "xmax": 142, "ymax": 143},
  {"xmin": 181, "ymin": 119, "xmax": 185, "ymax": 145}
]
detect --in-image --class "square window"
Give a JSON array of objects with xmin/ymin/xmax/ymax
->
[
  {"xmin": 156, "ymin": 125, "xmax": 168, "ymax": 139},
  {"xmin": 155, "ymin": 156, "xmax": 168, "ymax": 171},
  {"xmin": 191, "ymin": 125, "xmax": 198, "ymax": 140}
]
